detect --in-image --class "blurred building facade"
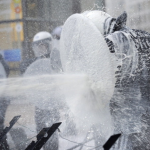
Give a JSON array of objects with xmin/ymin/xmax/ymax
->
[
  {"xmin": 22, "ymin": 0, "xmax": 105, "ymax": 59},
  {"xmin": 0, "ymin": 0, "xmax": 104, "ymax": 76},
  {"xmin": 0, "ymin": 0, "xmax": 23, "ymax": 76},
  {"xmin": 105, "ymin": 0, "xmax": 150, "ymax": 32}
]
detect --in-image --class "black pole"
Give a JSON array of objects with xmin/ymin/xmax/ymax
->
[{"xmin": 25, "ymin": 122, "xmax": 62, "ymax": 150}]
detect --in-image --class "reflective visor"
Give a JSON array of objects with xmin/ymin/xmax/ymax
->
[{"xmin": 32, "ymin": 38, "xmax": 52, "ymax": 56}]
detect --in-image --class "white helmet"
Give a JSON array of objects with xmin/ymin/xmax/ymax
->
[
  {"xmin": 82, "ymin": 10, "xmax": 116, "ymax": 35},
  {"xmin": 32, "ymin": 31, "xmax": 52, "ymax": 57}
]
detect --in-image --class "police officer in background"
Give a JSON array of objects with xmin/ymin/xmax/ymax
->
[
  {"xmin": 24, "ymin": 31, "xmax": 60, "ymax": 150},
  {"xmin": 0, "ymin": 54, "xmax": 10, "ymax": 150},
  {"xmin": 51, "ymin": 26, "xmax": 63, "ymax": 73}
]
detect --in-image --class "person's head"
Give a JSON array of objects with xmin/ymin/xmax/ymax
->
[
  {"xmin": 52, "ymin": 26, "xmax": 62, "ymax": 40},
  {"xmin": 82, "ymin": 10, "xmax": 127, "ymax": 36},
  {"xmin": 32, "ymin": 31, "xmax": 52, "ymax": 57}
]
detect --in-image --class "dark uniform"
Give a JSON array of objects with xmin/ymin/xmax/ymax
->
[{"xmin": 105, "ymin": 12, "xmax": 150, "ymax": 150}]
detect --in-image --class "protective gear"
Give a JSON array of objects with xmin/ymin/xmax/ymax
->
[
  {"xmin": 60, "ymin": 10, "xmax": 150, "ymax": 149},
  {"xmin": 82, "ymin": 10, "xmax": 128, "ymax": 36},
  {"xmin": 32, "ymin": 31, "xmax": 52, "ymax": 57},
  {"xmin": 104, "ymin": 12, "xmax": 150, "ymax": 150},
  {"xmin": 52, "ymin": 26, "xmax": 62, "ymax": 40},
  {"xmin": 82, "ymin": 10, "xmax": 110, "ymax": 34},
  {"xmin": 23, "ymin": 31, "xmax": 60, "ymax": 150},
  {"xmin": 24, "ymin": 59, "xmax": 59, "ymax": 150},
  {"xmin": 60, "ymin": 13, "xmax": 117, "ymax": 142}
]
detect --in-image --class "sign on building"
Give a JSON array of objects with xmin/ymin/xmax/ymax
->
[{"xmin": 3, "ymin": 49, "xmax": 21, "ymax": 62}]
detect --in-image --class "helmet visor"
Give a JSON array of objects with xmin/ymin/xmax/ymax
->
[{"xmin": 32, "ymin": 38, "xmax": 52, "ymax": 57}]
